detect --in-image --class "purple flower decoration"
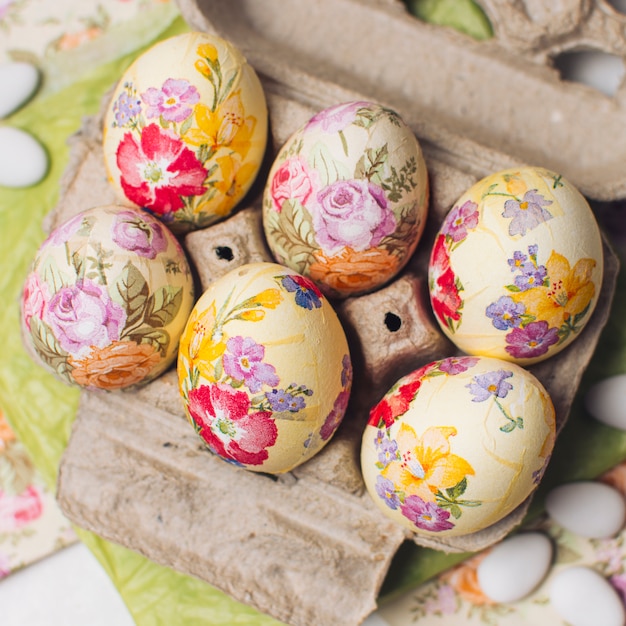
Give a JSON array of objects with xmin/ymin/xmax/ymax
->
[
  {"xmin": 112, "ymin": 210, "xmax": 168, "ymax": 259},
  {"xmin": 610, "ymin": 574, "xmax": 626, "ymax": 607},
  {"xmin": 341, "ymin": 353, "xmax": 353, "ymax": 389},
  {"xmin": 375, "ymin": 475, "xmax": 400, "ymax": 510},
  {"xmin": 374, "ymin": 429, "xmax": 386, "ymax": 448},
  {"xmin": 401, "ymin": 495, "xmax": 454, "ymax": 531},
  {"xmin": 223, "ymin": 336, "xmax": 279, "ymax": 393},
  {"xmin": 265, "ymin": 389, "xmax": 305, "ymax": 413},
  {"xmin": 141, "ymin": 79, "xmax": 200, "ymax": 123},
  {"xmin": 313, "ymin": 179, "xmax": 396, "ymax": 254},
  {"xmin": 113, "ymin": 87, "xmax": 142, "ymax": 126},
  {"xmin": 305, "ymin": 100, "xmax": 370, "ymax": 133},
  {"xmin": 467, "ymin": 369, "xmax": 514, "ymax": 402},
  {"xmin": 486, "ymin": 296, "xmax": 526, "ymax": 330},
  {"xmin": 505, "ymin": 321, "xmax": 559, "ymax": 359},
  {"xmin": 442, "ymin": 200, "xmax": 479, "ymax": 243},
  {"xmin": 378, "ymin": 438, "xmax": 399, "ymax": 467},
  {"xmin": 439, "ymin": 356, "xmax": 479, "ymax": 376},
  {"xmin": 281, "ymin": 275, "xmax": 322, "ymax": 310},
  {"xmin": 508, "ymin": 250, "xmax": 527, "ymax": 272},
  {"xmin": 320, "ymin": 389, "xmax": 350, "ymax": 440},
  {"xmin": 43, "ymin": 213, "xmax": 86, "ymax": 249},
  {"xmin": 502, "ymin": 190, "xmax": 553, "ymax": 237},
  {"xmin": 514, "ymin": 262, "xmax": 547, "ymax": 290},
  {"xmin": 45, "ymin": 279, "xmax": 126, "ymax": 357}
]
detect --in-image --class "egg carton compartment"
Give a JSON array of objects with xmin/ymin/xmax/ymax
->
[{"xmin": 51, "ymin": 3, "xmax": 622, "ymax": 625}]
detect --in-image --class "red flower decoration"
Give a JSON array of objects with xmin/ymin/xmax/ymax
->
[
  {"xmin": 187, "ymin": 383, "xmax": 277, "ymax": 466},
  {"xmin": 429, "ymin": 234, "xmax": 462, "ymax": 327},
  {"xmin": 116, "ymin": 123, "xmax": 207, "ymax": 215},
  {"xmin": 368, "ymin": 377, "xmax": 422, "ymax": 428}
]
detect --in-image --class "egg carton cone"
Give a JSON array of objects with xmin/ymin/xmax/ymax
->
[{"xmin": 53, "ymin": 1, "xmax": 622, "ymax": 625}]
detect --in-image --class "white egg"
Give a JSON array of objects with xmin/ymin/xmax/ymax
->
[
  {"xmin": 0, "ymin": 61, "xmax": 39, "ymax": 118},
  {"xmin": 477, "ymin": 532, "xmax": 553, "ymax": 603},
  {"xmin": 545, "ymin": 481, "xmax": 626, "ymax": 538},
  {"xmin": 0, "ymin": 127, "xmax": 48, "ymax": 187},
  {"xmin": 549, "ymin": 566, "xmax": 625, "ymax": 626},
  {"xmin": 585, "ymin": 374, "xmax": 626, "ymax": 430}
]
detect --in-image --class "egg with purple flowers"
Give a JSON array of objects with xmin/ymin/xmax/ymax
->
[
  {"xmin": 177, "ymin": 262, "xmax": 352, "ymax": 473},
  {"xmin": 262, "ymin": 101, "xmax": 429, "ymax": 298},
  {"xmin": 20, "ymin": 205, "xmax": 194, "ymax": 390},
  {"xmin": 428, "ymin": 167, "xmax": 604, "ymax": 364}
]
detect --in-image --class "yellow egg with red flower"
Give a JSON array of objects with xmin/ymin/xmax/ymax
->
[{"xmin": 102, "ymin": 32, "xmax": 268, "ymax": 233}]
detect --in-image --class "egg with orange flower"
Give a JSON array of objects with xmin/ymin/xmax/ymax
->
[
  {"xmin": 361, "ymin": 356, "xmax": 555, "ymax": 537},
  {"xmin": 262, "ymin": 101, "xmax": 429, "ymax": 298},
  {"xmin": 20, "ymin": 205, "xmax": 195, "ymax": 390},
  {"xmin": 103, "ymin": 32, "xmax": 268, "ymax": 233},
  {"xmin": 428, "ymin": 166, "xmax": 603, "ymax": 364}
]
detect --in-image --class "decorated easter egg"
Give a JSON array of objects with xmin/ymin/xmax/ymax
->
[
  {"xmin": 262, "ymin": 101, "xmax": 429, "ymax": 298},
  {"xmin": 361, "ymin": 356, "xmax": 555, "ymax": 537},
  {"xmin": 103, "ymin": 32, "xmax": 268, "ymax": 233},
  {"xmin": 20, "ymin": 205, "xmax": 195, "ymax": 390},
  {"xmin": 428, "ymin": 166, "xmax": 603, "ymax": 364},
  {"xmin": 177, "ymin": 262, "xmax": 352, "ymax": 473}
]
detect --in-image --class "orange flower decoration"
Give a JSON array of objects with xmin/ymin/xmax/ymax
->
[
  {"xmin": 0, "ymin": 411, "xmax": 16, "ymax": 451},
  {"xmin": 70, "ymin": 341, "xmax": 161, "ymax": 390},
  {"xmin": 441, "ymin": 551, "xmax": 496, "ymax": 606},
  {"xmin": 382, "ymin": 423, "xmax": 474, "ymax": 503},
  {"xmin": 309, "ymin": 247, "xmax": 400, "ymax": 295},
  {"xmin": 512, "ymin": 251, "xmax": 596, "ymax": 330}
]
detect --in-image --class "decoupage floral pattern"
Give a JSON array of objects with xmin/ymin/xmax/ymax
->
[
  {"xmin": 428, "ymin": 168, "xmax": 602, "ymax": 363},
  {"xmin": 104, "ymin": 32, "xmax": 267, "ymax": 233},
  {"xmin": 21, "ymin": 206, "xmax": 194, "ymax": 390},
  {"xmin": 263, "ymin": 101, "xmax": 428, "ymax": 298},
  {"xmin": 178, "ymin": 265, "xmax": 352, "ymax": 471},
  {"xmin": 364, "ymin": 357, "xmax": 555, "ymax": 536}
]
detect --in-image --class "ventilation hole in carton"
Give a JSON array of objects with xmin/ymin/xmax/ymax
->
[
  {"xmin": 553, "ymin": 49, "xmax": 625, "ymax": 97},
  {"xmin": 215, "ymin": 245, "xmax": 234, "ymax": 261},
  {"xmin": 607, "ymin": 0, "xmax": 626, "ymax": 14},
  {"xmin": 384, "ymin": 312, "xmax": 402, "ymax": 332}
]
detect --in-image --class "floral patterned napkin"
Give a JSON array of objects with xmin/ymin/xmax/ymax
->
[{"xmin": 0, "ymin": 410, "xmax": 76, "ymax": 579}]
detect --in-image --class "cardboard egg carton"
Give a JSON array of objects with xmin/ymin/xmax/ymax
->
[{"xmin": 54, "ymin": 2, "xmax": 624, "ymax": 625}]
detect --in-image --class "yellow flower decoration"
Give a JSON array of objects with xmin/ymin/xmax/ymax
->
[
  {"xmin": 383, "ymin": 423, "xmax": 474, "ymax": 503},
  {"xmin": 503, "ymin": 172, "xmax": 527, "ymax": 197},
  {"xmin": 184, "ymin": 91, "xmax": 256, "ymax": 159},
  {"xmin": 513, "ymin": 251, "xmax": 596, "ymax": 330}
]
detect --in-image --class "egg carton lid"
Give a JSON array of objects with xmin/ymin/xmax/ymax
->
[{"xmin": 178, "ymin": 0, "xmax": 626, "ymax": 202}]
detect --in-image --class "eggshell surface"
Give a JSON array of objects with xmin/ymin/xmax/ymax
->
[
  {"xmin": 103, "ymin": 32, "xmax": 268, "ymax": 233},
  {"xmin": 177, "ymin": 262, "xmax": 353, "ymax": 473},
  {"xmin": 263, "ymin": 101, "xmax": 429, "ymax": 298},
  {"xmin": 428, "ymin": 167, "xmax": 603, "ymax": 364},
  {"xmin": 20, "ymin": 205, "xmax": 195, "ymax": 389},
  {"xmin": 362, "ymin": 356, "xmax": 555, "ymax": 537}
]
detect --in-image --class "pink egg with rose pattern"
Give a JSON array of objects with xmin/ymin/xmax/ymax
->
[
  {"xmin": 361, "ymin": 356, "xmax": 556, "ymax": 537},
  {"xmin": 262, "ymin": 101, "xmax": 429, "ymax": 298},
  {"xmin": 177, "ymin": 262, "xmax": 353, "ymax": 474},
  {"xmin": 102, "ymin": 32, "xmax": 268, "ymax": 234},
  {"xmin": 428, "ymin": 166, "xmax": 603, "ymax": 364},
  {"xmin": 20, "ymin": 205, "xmax": 195, "ymax": 390}
]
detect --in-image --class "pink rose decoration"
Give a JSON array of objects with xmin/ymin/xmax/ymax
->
[
  {"xmin": 270, "ymin": 156, "xmax": 316, "ymax": 212},
  {"xmin": 116, "ymin": 123, "xmax": 207, "ymax": 216},
  {"xmin": 42, "ymin": 212, "xmax": 85, "ymax": 249},
  {"xmin": 112, "ymin": 210, "xmax": 168, "ymax": 259},
  {"xmin": 141, "ymin": 79, "xmax": 200, "ymax": 123},
  {"xmin": 0, "ymin": 486, "xmax": 43, "ymax": 532},
  {"xmin": 312, "ymin": 179, "xmax": 396, "ymax": 254},
  {"xmin": 45, "ymin": 278, "xmax": 126, "ymax": 357},
  {"xmin": 305, "ymin": 101, "xmax": 370, "ymax": 134},
  {"xmin": 21, "ymin": 272, "xmax": 49, "ymax": 331}
]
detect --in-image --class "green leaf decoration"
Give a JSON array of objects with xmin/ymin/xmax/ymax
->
[
  {"xmin": 445, "ymin": 477, "xmax": 468, "ymax": 500},
  {"xmin": 310, "ymin": 141, "xmax": 351, "ymax": 186},
  {"xmin": 355, "ymin": 145, "xmax": 388, "ymax": 184},
  {"xmin": 114, "ymin": 261, "xmax": 150, "ymax": 327},
  {"xmin": 145, "ymin": 285, "xmax": 183, "ymax": 328},
  {"xmin": 500, "ymin": 420, "xmax": 517, "ymax": 433},
  {"xmin": 449, "ymin": 504, "xmax": 462, "ymax": 519},
  {"xmin": 128, "ymin": 327, "xmax": 170, "ymax": 357},
  {"xmin": 28, "ymin": 317, "xmax": 73, "ymax": 384},
  {"xmin": 264, "ymin": 201, "xmax": 318, "ymax": 274},
  {"xmin": 179, "ymin": 114, "xmax": 194, "ymax": 136}
]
